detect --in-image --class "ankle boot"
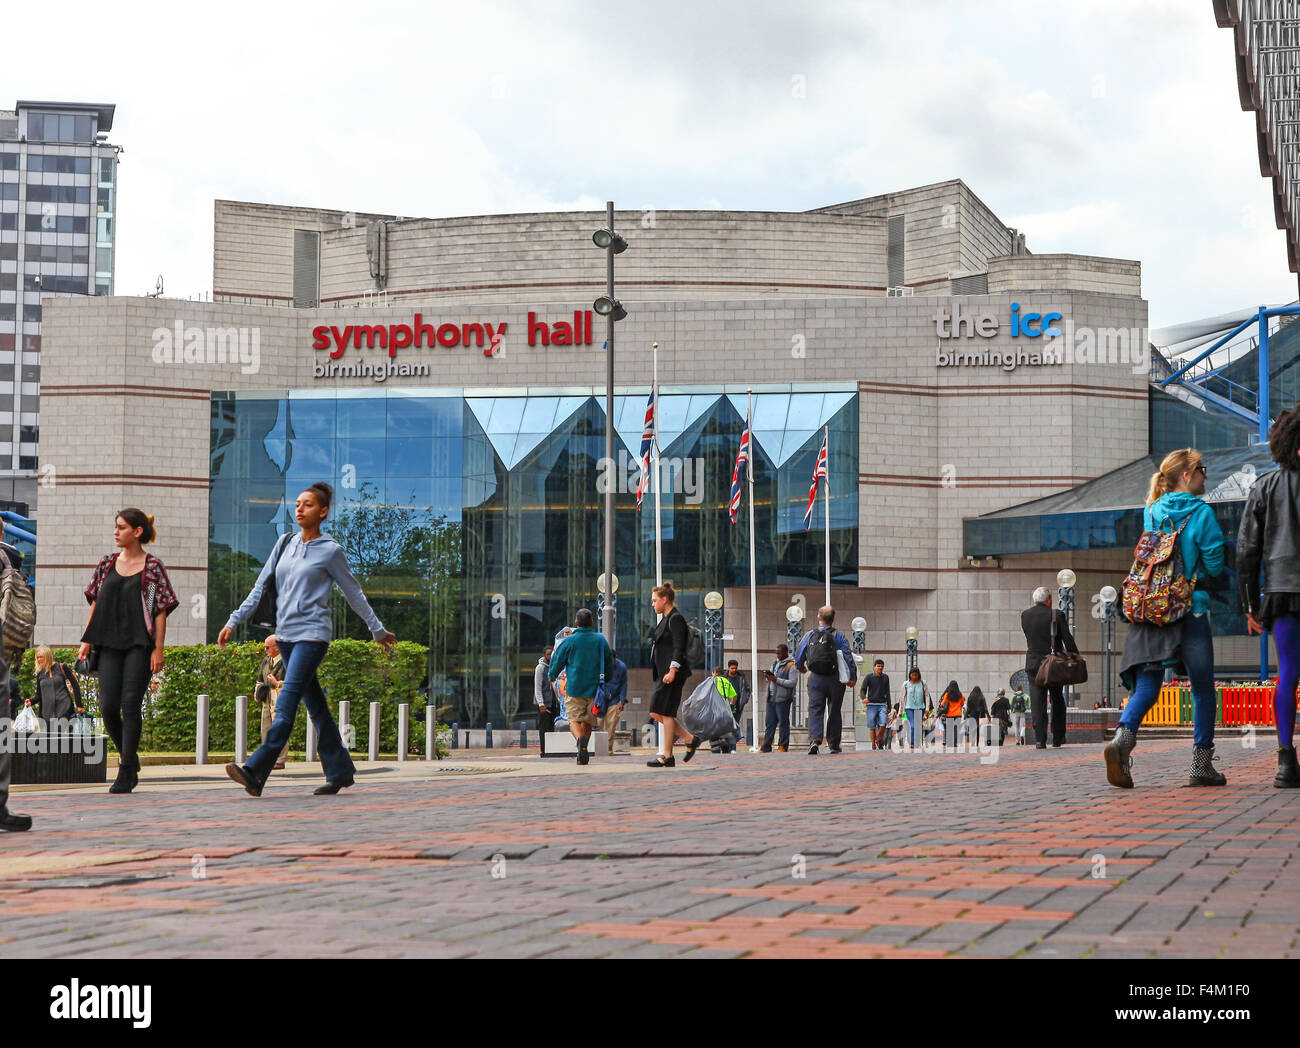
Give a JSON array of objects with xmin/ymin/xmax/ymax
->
[
  {"xmin": 1188, "ymin": 746, "xmax": 1227, "ymax": 787},
  {"xmin": 1274, "ymin": 746, "xmax": 1300, "ymax": 788},
  {"xmin": 1103, "ymin": 726, "xmax": 1136, "ymax": 788}
]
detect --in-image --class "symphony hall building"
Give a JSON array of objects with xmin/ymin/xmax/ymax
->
[{"xmin": 34, "ymin": 179, "xmax": 1271, "ymax": 730}]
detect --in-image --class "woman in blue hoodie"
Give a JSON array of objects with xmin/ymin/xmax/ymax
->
[{"xmin": 1105, "ymin": 448, "xmax": 1226, "ymax": 789}]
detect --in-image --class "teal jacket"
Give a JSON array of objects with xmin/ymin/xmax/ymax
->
[
  {"xmin": 547, "ymin": 626, "xmax": 615, "ymax": 700},
  {"xmin": 1143, "ymin": 491, "xmax": 1226, "ymax": 615}
]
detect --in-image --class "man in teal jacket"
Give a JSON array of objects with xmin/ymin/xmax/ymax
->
[{"xmin": 548, "ymin": 608, "xmax": 615, "ymax": 765}]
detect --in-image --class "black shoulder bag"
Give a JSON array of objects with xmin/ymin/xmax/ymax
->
[{"xmin": 249, "ymin": 534, "xmax": 291, "ymax": 632}]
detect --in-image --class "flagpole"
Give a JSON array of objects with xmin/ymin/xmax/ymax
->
[
  {"xmin": 823, "ymin": 424, "xmax": 831, "ymax": 608},
  {"xmin": 652, "ymin": 342, "xmax": 663, "ymax": 594},
  {"xmin": 747, "ymin": 388, "xmax": 760, "ymax": 753}
]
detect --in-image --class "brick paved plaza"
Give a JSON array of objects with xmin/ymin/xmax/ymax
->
[{"xmin": 2, "ymin": 737, "xmax": 1297, "ymax": 960}]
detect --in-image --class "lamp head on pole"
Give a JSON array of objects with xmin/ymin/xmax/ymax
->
[
  {"xmin": 851, "ymin": 616, "xmax": 867, "ymax": 634},
  {"xmin": 703, "ymin": 590, "xmax": 724, "ymax": 611},
  {"xmin": 1057, "ymin": 568, "xmax": 1077, "ymax": 589},
  {"xmin": 786, "ymin": 604, "xmax": 804, "ymax": 624},
  {"xmin": 1099, "ymin": 584, "xmax": 1117, "ymax": 604},
  {"xmin": 905, "ymin": 625, "xmax": 918, "ymax": 642}
]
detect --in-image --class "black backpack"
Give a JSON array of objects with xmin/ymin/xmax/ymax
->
[
  {"xmin": 806, "ymin": 629, "xmax": 839, "ymax": 675},
  {"xmin": 684, "ymin": 620, "xmax": 705, "ymax": 669},
  {"xmin": 1011, "ymin": 691, "xmax": 1026, "ymax": 713}
]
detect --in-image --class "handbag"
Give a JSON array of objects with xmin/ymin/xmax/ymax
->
[
  {"xmin": 592, "ymin": 667, "xmax": 610, "ymax": 717},
  {"xmin": 249, "ymin": 533, "xmax": 291, "ymax": 631},
  {"xmin": 1034, "ymin": 607, "xmax": 1088, "ymax": 687},
  {"xmin": 74, "ymin": 648, "xmax": 99, "ymax": 676}
]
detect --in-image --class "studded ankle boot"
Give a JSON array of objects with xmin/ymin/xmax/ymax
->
[
  {"xmin": 1274, "ymin": 746, "xmax": 1300, "ymax": 789},
  {"xmin": 1188, "ymin": 746, "xmax": 1227, "ymax": 787},
  {"xmin": 1103, "ymin": 725, "xmax": 1137, "ymax": 789}
]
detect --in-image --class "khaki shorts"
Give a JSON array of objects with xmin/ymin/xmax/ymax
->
[{"xmin": 565, "ymin": 695, "xmax": 598, "ymax": 727}]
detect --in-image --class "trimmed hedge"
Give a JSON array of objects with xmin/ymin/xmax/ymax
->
[{"xmin": 16, "ymin": 641, "xmax": 448, "ymax": 758}]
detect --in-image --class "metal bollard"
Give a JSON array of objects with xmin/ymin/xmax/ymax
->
[
  {"xmin": 486, "ymin": 722, "xmax": 493, "ymax": 748},
  {"xmin": 235, "ymin": 694, "xmax": 248, "ymax": 765},
  {"xmin": 306, "ymin": 716, "xmax": 318, "ymax": 763},
  {"xmin": 196, "ymin": 693, "xmax": 209, "ymax": 766},
  {"xmin": 451, "ymin": 721, "xmax": 459, "ymax": 749},
  {"xmin": 368, "ymin": 701, "xmax": 380, "ymax": 761},
  {"xmin": 339, "ymin": 700, "xmax": 351, "ymax": 750},
  {"xmin": 397, "ymin": 703, "xmax": 409, "ymax": 762},
  {"xmin": 519, "ymin": 722, "xmax": 527, "ymax": 748},
  {"xmin": 426, "ymin": 705, "xmax": 437, "ymax": 760}
]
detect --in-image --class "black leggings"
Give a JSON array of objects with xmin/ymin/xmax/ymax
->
[{"xmin": 98, "ymin": 645, "xmax": 151, "ymax": 771}]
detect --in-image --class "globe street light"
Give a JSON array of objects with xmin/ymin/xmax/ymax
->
[
  {"xmin": 595, "ymin": 572, "xmax": 620, "ymax": 637},
  {"xmin": 704, "ymin": 590, "xmax": 724, "ymax": 673},
  {"xmin": 1098, "ymin": 584, "xmax": 1118, "ymax": 707},
  {"xmin": 1057, "ymin": 568, "xmax": 1077, "ymax": 706}
]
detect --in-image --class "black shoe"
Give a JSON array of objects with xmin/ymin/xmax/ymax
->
[
  {"xmin": 682, "ymin": 735, "xmax": 703, "ymax": 763},
  {"xmin": 1051, "ymin": 741, "xmax": 1062, "ymax": 748},
  {"xmin": 808, "ymin": 744, "xmax": 819, "ymax": 755},
  {"xmin": 1188, "ymin": 746, "xmax": 1227, "ymax": 787},
  {"xmin": 313, "ymin": 777, "xmax": 355, "ymax": 795},
  {"xmin": 1275, "ymin": 746, "xmax": 1300, "ymax": 788},
  {"xmin": 1035, "ymin": 743, "xmax": 1047, "ymax": 749},
  {"xmin": 829, "ymin": 747, "xmax": 842, "ymax": 754},
  {"xmin": 0, "ymin": 809, "xmax": 31, "ymax": 832},
  {"xmin": 758, "ymin": 746, "xmax": 772, "ymax": 753},
  {"xmin": 225, "ymin": 762, "xmax": 263, "ymax": 797},
  {"xmin": 646, "ymin": 756, "xmax": 675, "ymax": 768},
  {"xmin": 109, "ymin": 761, "xmax": 138, "ymax": 795}
]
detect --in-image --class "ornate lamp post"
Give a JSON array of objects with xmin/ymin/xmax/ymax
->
[
  {"xmin": 1098, "ymin": 584, "xmax": 1117, "ymax": 708},
  {"xmin": 703, "ymin": 590, "xmax": 724, "ymax": 674},
  {"xmin": 905, "ymin": 625, "xmax": 918, "ymax": 674},
  {"xmin": 1057, "ymin": 568, "xmax": 1077, "ymax": 706}
]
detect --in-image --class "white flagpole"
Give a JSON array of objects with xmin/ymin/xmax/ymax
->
[
  {"xmin": 652, "ymin": 342, "xmax": 662, "ymax": 594},
  {"xmin": 823, "ymin": 425, "xmax": 831, "ymax": 608},
  {"xmin": 747, "ymin": 388, "xmax": 760, "ymax": 752}
]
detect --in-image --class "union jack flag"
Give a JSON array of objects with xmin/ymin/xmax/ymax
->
[
  {"xmin": 729, "ymin": 409, "xmax": 751, "ymax": 524},
  {"xmin": 635, "ymin": 389, "xmax": 655, "ymax": 507},
  {"xmin": 804, "ymin": 430, "xmax": 828, "ymax": 530}
]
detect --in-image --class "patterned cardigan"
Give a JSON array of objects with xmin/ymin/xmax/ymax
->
[{"xmin": 84, "ymin": 553, "xmax": 180, "ymax": 641}]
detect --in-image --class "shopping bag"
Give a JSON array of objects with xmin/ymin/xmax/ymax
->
[
  {"xmin": 70, "ymin": 712, "xmax": 93, "ymax": 736},
  {"xmin": 13, "ymin": 705, "xmax": 39, "ymax": 733},
  {"xmin": 678, "ymin": 677, "xmax": 736, "ymax": 740}
]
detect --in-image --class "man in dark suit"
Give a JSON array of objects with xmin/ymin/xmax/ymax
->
[{"xmin": 1021, "ymin": 586, "xmax": 1078, "ymax": 748}]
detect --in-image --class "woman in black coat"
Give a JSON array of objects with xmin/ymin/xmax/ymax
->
[{"xmin": 646, "ymin": 582, "xmax": 698, "ymax": 768}]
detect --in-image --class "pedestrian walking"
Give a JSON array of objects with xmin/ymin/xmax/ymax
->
[
  {"xmin": 795, "ymin": 605, "xmax": 856, "ymax": 754},
  {"xmin": 1106, "ymin": 448, "xmax": 1226, "ymax": 788},
  {"xmin": 78, "ymin": 509, "xmax": 180, "ymax": 795},
  {"xmin": 990, "ymin": 688, "xmax": 1011, "ymax": 746},
  {"xmin": 937, "ymin": 680, "xmax": 964, "ymax": 749},
  {"xmin": 255, "ymin": 635, "xmax": 289, "ymax": 769},
  {"xmin": 964, "ymin": 685, "xmax": 990, "ymax": 749},
  {"xmin": 645, "ymin": 583, "xmax": 698, "ymax": 767},
  {"xmin": 0, "ymin": 540, "xmax": 30, "ymax": 830},
  {"xmin": 221, "ymin": 483, "xmax": 396, "ymax": 797},
  {"xmin": 1239, "ymin": 407, "xmax": 1300, "ymax": 787},
  {"xmin": 1009, "ymin": 684, "xmax": 1029, "ymax": 745},
  {"xmin": 759, "ymin": 643, "xmax": 797, "ymax": 752},
  {"xmin": 601, "ymin": 654, "xmax": 628, "ymax": 749},
  {"xmin": 535, "ymin": 646, "xmax": 560, "ymax": 756},
  {"xmin": 31, "ymin": 645, "xmax": 83, "ymax": 724},
  {"xmin": 724, "ymin": 659, "xmax": 750, "ymax": 750},
  {"xmin": 901, "ymin": 666, "xmax": 930, "ymax": 749},
  {"xmin": 860, "ymin": 658, "xmax": 891, "ymax": 750},
  {"xmin": 546, "ymin": 608, "xmax": 615, "ymax": 766},
  {"xmin": 1021, "ymin": 588, "xmax": 1079, "ymax": 748}
]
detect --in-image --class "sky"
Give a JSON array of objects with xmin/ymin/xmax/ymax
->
[{"xmin": 7, "ymin": 0, "xmax": 1295, "ymax": 327}]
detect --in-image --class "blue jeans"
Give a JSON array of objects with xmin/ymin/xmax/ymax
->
[
  {"xmin": 245, "ymin": 640, "xmax": 356, "ymax": 784},
  {"xmin": 1120, "ymin": 613, "xmax": 1216, "ymax": 749},
  {"xmin": 866, "ymin": 704, "xmax": 889, "ymax": 729},
  {"xmin": 763, "ymin": 700, "xmax": 791, "ymax": 749},
  {"xmin": 904, "ymin": 708, "xmax": 925, "ymax": 748}
]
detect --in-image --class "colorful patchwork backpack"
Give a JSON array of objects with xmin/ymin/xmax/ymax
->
[{"xmin": 1121, "ymin": 517, "xmax": 1197, "ymax": 627}]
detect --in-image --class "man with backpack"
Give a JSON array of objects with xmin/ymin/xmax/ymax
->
[
  {"xmin": 1009, "ymin": 685, "xmax": 1029, "ymax": 745},
  {"xmin": 795, "ymin": 606, "xmax": 856, "ymax": 754},
  {"xmin": 0, "ymin": 541, "xmax": 33, "ymax": 831}
]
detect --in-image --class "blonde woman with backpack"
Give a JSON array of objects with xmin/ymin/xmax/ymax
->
[{"xmin": 1105, "ymin": 449, "xmax": 1225, "ymax": 789}]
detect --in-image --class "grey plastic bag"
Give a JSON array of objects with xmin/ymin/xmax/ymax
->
[{"xmin": 679, "ymin": 677, "xmax": 737, "ymax": 740}]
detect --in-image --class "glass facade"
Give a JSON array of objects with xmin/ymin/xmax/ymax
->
[{"xmin": 209, "ymin": 386, "xmax": 858, "ymax": 727}]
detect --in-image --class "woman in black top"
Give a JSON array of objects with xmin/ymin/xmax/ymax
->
[
  {"xmin": 646, "ymin": 583, "xmax": 698, "ymax": 768},
  {"xmin": 78, "ymin": 509, "xmax": 180, "ymax": 794}
]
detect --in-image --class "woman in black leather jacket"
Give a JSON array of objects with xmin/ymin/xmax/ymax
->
[{"xmin": 1237, "ymin": 406, "xmax": 1300, "ymax": 788}]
